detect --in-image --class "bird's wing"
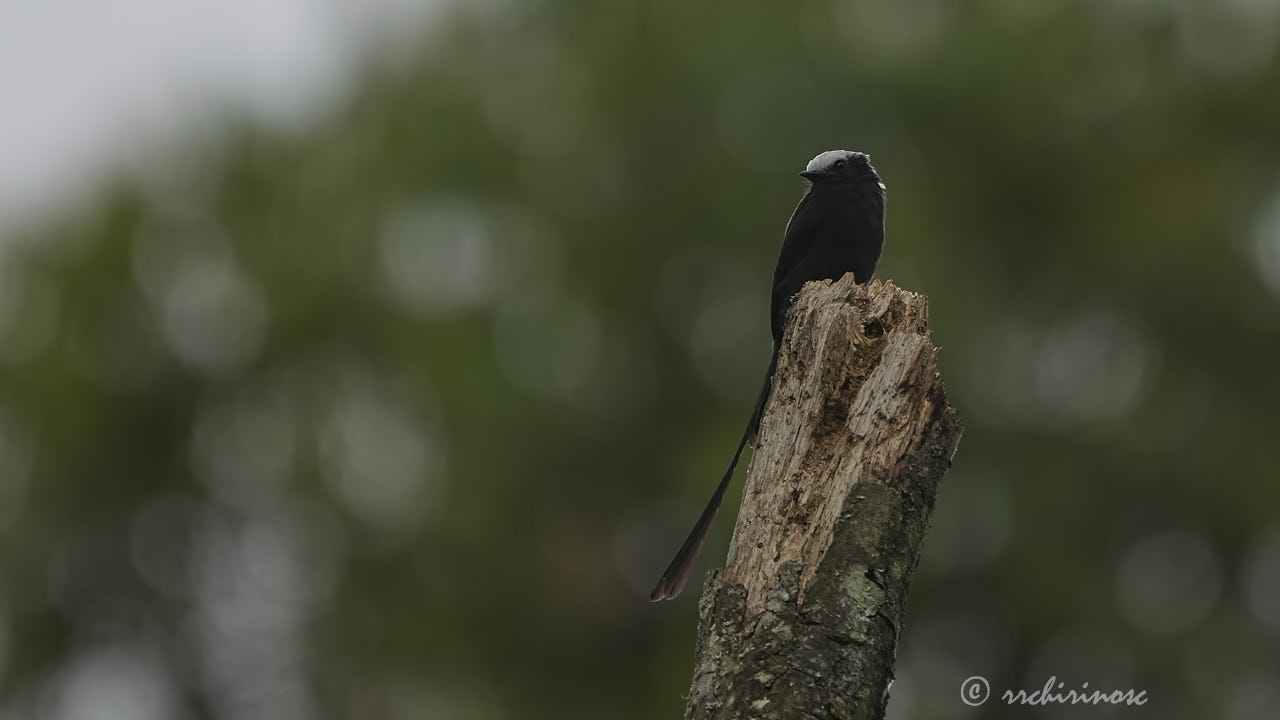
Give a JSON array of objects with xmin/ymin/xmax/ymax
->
[
  {"xmin": 769, "ymin": 191, "xmax": 819, "ymax": 339},
  {"xmin": 772, "ymin": 190, "xmax": 817, "ymax": 291}
]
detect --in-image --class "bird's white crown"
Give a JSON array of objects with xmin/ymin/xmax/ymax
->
[{"xmin": 805, "ymin": 150, "xmax": 862, "ymax": 173}]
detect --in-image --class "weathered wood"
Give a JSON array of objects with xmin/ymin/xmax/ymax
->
[{"xmin": 684, "ymin": 274, "xmax": 962, "ymax": 720}]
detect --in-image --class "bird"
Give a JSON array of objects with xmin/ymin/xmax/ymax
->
[{"xmin": 649, "ymin": 150, "xmax": 886, "ymax": 602}]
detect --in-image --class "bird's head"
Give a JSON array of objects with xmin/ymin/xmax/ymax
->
[{"xmin": 800, "ymin": 150, "xmax": 883, "ymax": 189}]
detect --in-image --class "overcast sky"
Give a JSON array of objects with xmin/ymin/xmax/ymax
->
[{"xmin": 0, "ymin": 0, "xmax": 439, "ymax": 236}]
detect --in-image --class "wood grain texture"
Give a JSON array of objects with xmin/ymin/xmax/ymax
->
[{"xmin": 683, "ymin": 274, "xmax": 962, "ymax": 720}]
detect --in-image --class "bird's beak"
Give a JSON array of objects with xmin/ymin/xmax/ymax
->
[{"xmin": 799, "ymin": 170, "xmax": 829, "ymax": 181}]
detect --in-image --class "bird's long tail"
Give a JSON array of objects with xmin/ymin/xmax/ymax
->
[{"xmin": 648, "ymin": 348, "xmax": 778, "ymax": 601}]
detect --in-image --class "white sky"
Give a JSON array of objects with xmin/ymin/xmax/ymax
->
[{"xmin": 0, "ymin": 0, "xmax": 440, "ymax": 236}]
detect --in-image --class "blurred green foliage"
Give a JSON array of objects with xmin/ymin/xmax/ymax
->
[{"xmin": 3, "ymin": 1, "xmax": 1280, "ymax": 718}]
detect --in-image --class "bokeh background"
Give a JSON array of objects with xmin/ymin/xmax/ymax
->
[{"xmin": 2, "ymin": 1, "xmax": 1280, "ymax": 718}]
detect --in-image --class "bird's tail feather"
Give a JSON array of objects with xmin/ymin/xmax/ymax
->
[{"xmin": 648, "ymin": 349, "xmax": 778, "ymax": 601}]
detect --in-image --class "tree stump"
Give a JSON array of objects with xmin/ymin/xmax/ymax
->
[{"xmin": 683, "ymin": 274, "xmax": 963, "ymax": 720}]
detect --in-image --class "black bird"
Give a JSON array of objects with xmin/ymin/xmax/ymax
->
[{"xmin": 649, "ymin": 150, "xmax": 886, "ymax": 601}]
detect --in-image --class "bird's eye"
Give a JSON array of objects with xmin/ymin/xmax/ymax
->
[{"xmin": 833, "ymin": 158, "xmax": 848, "ymax": 169}]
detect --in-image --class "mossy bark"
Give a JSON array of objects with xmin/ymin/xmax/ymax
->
[{"xmin": 683, "ymin": 275, "xmax": 963, "ymax": 720}]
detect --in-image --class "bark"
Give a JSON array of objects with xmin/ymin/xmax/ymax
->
[{"xmin": 683, "ymin": 275, "xmax": 963, "ymax": 720}]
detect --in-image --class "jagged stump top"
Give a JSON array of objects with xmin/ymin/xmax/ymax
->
[{"xmin": 724, "ymin": 274, "xmax": 947, "ymax": 618}]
